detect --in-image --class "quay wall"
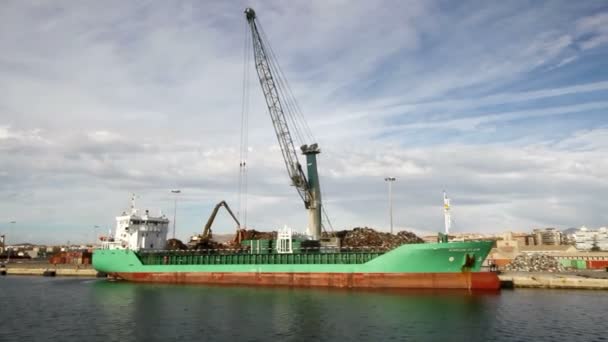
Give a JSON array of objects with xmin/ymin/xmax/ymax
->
[
  {"xmin": 499, "ymin": 271, "xmax": 608, "ymax": 289},
  {"xmin": 1, "ymin": 264, "xmax": 98, "ymax": 277}
]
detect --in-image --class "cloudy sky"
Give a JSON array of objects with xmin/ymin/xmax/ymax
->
[{"xmin": 1, "ymin": 1, "xmax": 607, "ymax": 244}]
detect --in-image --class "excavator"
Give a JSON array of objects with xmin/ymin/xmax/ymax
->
[{"xmin": 188, "ymin": 201, "xmax": 241, "ymax": 249}]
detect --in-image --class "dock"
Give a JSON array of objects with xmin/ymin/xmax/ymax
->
[
  {"xmin": 0, "ymin": 262, "xmax": 99, "ymax": 277},
  {"xmin": 499, "ymin": 271, "xmax": 608, "ymax": 290}
]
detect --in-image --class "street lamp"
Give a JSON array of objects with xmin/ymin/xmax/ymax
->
[
  {"xmin": 6, "ymin": 221, "xmax": 16, "ymax": 262},
  {"xmin": 93, "ymin": 225, "xmax": 100, "ymax": 247},
  {"xmin": 384, "ymin": 177, "xmax": 396, "ymax": 234},
  {"xmin": 171, "ymin": 190, "xmax": 181, "ymax": 240}
]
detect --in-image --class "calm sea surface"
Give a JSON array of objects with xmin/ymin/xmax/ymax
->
[{"xmin": 0, "ymin": 276, "xmax": 606, "ymax": 342}]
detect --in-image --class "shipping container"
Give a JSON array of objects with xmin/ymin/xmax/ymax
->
[
  {"xmin": 49, "ymin": 251, "xmax": 92, "ymax": 265},
  {"xmin": 586, "ymin": 260, "xmax": 608, "ymax": 269},
  {"xmin": 571, "ymin": 260, "xmax": 587, "ymax": 269}
]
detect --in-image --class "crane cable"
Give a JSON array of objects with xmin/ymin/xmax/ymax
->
[
  {"xmin": 322, "ymin": 203, "xmax": 334, "ymax": 233},
  {"xmin": 257, "ymin": 21, "xmax": 316, "ymax": 145},
  {"xmin": 237, "ymin": 20, "xmax": 252, "ymax": 229},
  {"xmin": 257, "ymin": 18, "xmax": 334, "ymax": 233}
]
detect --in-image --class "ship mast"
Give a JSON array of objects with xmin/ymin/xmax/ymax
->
[
  {"xmin": 130, "ymin": 193, "xmax": 137, "ymax": 215},
  {"xmin": 443, "ymin": 191, "xmax": 451, "ymax": 235}
]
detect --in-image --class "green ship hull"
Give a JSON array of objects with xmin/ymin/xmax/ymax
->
[{"xmin": 93, "ymin": 241, "xmax": 500, "ymax": 290}]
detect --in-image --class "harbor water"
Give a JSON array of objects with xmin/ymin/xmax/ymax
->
[{"xmin": 0, "ymin": 276, "xmax": 606, "ymax": 341}]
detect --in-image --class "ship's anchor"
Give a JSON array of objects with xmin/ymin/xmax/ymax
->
[{"xmin": 462, "ymin": 253, "xmax": 476, "ymax": 271}]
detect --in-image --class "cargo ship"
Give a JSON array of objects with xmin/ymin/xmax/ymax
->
[
  {"xmin": 93, "ymin": 8, "xmax": 500, "ymax": 291},
  {"xmin": 92, "ymin": 197, "xmax": 500, "ymax": 290}
]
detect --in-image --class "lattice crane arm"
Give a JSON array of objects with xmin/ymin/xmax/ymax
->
[{"xmin": 244, "ymin": 7, "xmax": 312, "ymax": 208}]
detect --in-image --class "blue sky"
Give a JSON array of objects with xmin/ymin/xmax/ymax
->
[{"xmin": 0, "ymin": 1, "xmax": 607, "ymax": 244}]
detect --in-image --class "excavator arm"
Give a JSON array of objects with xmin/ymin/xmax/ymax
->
[{"xmin": 202, "ymin": 201, "xmax": 241, "ymax": 239}]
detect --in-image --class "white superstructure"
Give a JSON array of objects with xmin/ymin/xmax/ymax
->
[
  {"xmin": 574, "ymin": 226, "xmax": 608, "ymax": 251},
  {"xmin": 276, "ymin": 225, "xmax": 293, "ymax": 254},
  {"xmin": 102, "ymin": 195, "xmax": 170, "ymax": 251}
]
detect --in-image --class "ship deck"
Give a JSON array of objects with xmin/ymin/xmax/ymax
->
[{"xmin": 137, "ymin": 249, "xmax": 386, "ymax": 266}]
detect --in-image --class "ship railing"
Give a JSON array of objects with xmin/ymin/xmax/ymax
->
[
  {"xmin": 100, "ymin": 241, "xmax": 123, "ymax": 250},
  {"xmin": 136, "ymin": 247, "xmax": 387, "ymax": 266},
  {"xmin": 137, "ymin": 246, "xmax": 394, "ymax": 255}
]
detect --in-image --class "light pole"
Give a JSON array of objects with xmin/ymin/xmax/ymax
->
[
  {"xmin": 384, "ymin": 178, "xmax": 396, "ymax": 234},
  {"xmin": 7, "ymin": 221, "xmax": 16, "ymax": 262},
  {"xmin": 171, "ymin": 190, "xmax": 181, "ymax": 240},
  {"xmin": 93, "ymin": 225, "xmax": 100, "ymax": 247}
]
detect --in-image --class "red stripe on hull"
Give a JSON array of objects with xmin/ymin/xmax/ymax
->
[{"xmin": 111, "ymin": 272, "xmax": 500, "ymax": 290}]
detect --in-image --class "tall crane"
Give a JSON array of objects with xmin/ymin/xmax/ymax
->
[{"xmin": 244, "ymin": 8, "xmax": 323, "ymax": 240}]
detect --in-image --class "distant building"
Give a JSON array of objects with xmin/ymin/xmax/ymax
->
[
  {"xmin": 519, "ymin": 245, "xmax": 578, "ymax": 254},
  {"xmin": 421, "ymin": 232, "xmax": 498, "ymax": 243},
  {"xmin": 533, "ymin": 228, "xmax": 563, "ymax": 245},
  {"xmin": 574, "ymin": 226, "xmax": 608, "ymax": 251},
  {"xmin": 561, "ymin": 234, "xmax": 577, "ymax": 246},
  {"xmin": 501, "ymin": 231, "xmax": 535, "ymax": 247},
  {"xmin": 25, "ymin": 249, "xmax": 38, "ymax": 259},
  {"xmin": 422, "ymin": 235, "xmax": 439, "ymax": 243}
]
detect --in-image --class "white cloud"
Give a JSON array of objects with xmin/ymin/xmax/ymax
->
[
  {"xmin": 576, "ymin": 12, "xmax": 608, "ymax": 50},
  {"xmin": 0, "ymin": 1, "xmax": 607, "ymax": 243},
  {"xmin": 385, "ymin": 101, "xmax": 608, "ymax": 132}
]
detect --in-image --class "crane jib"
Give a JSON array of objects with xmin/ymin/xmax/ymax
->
[
  {"xmin": 247, "ymin": 14, "xmax": 310, "ymax": 196},
  {"xmin": 244, "ymin": 7, "xmax": 323, "ymax": 239}
]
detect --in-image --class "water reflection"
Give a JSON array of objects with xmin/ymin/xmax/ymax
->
[
  {"xmin": 91, "ymin": 281, "xmax": 502, "ymax": 341},
  {"xmin": 2, "ymin": 276, "xmax": 606, "ymax": 341}
]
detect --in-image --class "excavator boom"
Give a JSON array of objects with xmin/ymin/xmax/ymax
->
[{"xmin": 202, "ymin": 200, "xmax": 241, "ymax": 239}]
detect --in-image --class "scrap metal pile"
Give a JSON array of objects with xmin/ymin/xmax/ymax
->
[
  {"xmin": 195, "ymin": 229, "xmax": 277, "ymax": 250},
  {"xmin": 233, "ymin": 229, "xmax": 276, "ymax": 241},
  {"xmin": 328, "ymin": 227, "xmax": 424, "ymax": 250},
  {"xmin": 504, "ymin": 253, "xmax": 565, "ymax": 272},
  {"xmin": 170, "ymin": 227, "xmax": 423, "ymax": 252},
  {"xmin": 188, "ymin": 239, "xmax": 225, "ymax": 250},
  {"xmin": 166, "ymin": 238, "xmax": 188, "ymax": 250}
]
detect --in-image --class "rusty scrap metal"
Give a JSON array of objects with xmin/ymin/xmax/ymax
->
[
  {"xmin": 326, "ymin": 227, "xmax": 424, "ymax": 250},
  {"xmin": 504, "ymin": 253, "xmax": 565, "ymax": 272}
]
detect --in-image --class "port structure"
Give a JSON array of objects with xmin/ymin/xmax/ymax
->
[{"xmin": 244, "ymin": 8, "xmax": 323, "ymax": 240}]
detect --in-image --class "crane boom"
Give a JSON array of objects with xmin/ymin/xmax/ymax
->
[
  {"xmin": 245, "ymin": 8, "xmax": 309, "ymax": 204},
  {"xmin": 244, "ymin": 8, "xmax": 323, "ymax": 239}
]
